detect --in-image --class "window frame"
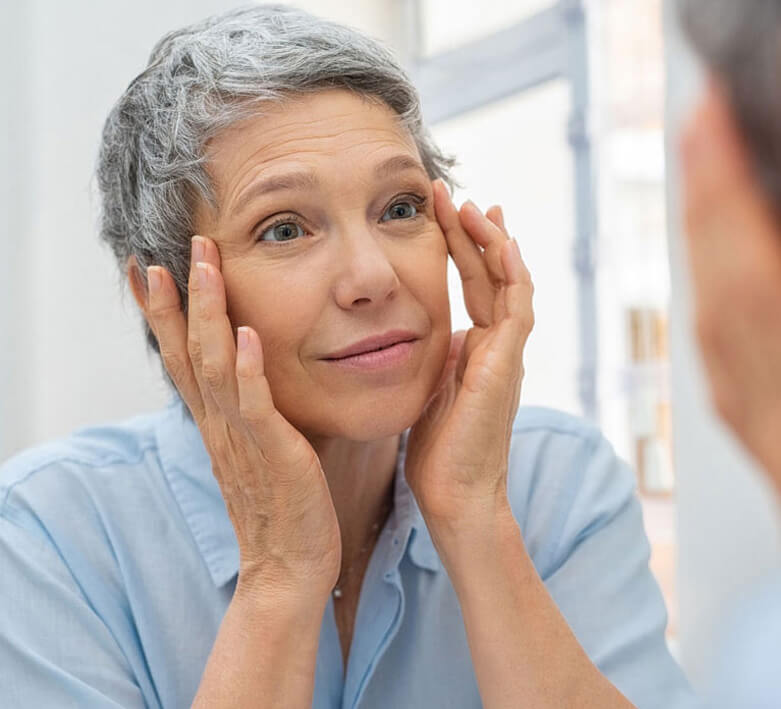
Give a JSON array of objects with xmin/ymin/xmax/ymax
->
[{"xmin": 404, "ymin": 0, "xmax": 599, "ymax": 419}]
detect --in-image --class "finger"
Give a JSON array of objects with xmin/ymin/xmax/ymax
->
[
  {"xmin": 433, "ymin": 180, "xmax": 493, "ymax": 326},
  {"xmin": 502, "ymin": 237, "xmax": 533, "ymax": 405},
  {"xmin": 235, "ymin": 326, "xmax": 322, "ymax": 471},
  {"xmin": 486, "ymin": 205, "xmax": 506, "ymax": 234},
  {"xmin": 459, "ymin": 200, "xmax": 508, "ymax": 288},
  {"xmin": 501, "ymin": 238, "xmax": 535, "ymax": 358},
  {"xmin": 472, "ymin": 241, "xmax": 532, "ymax": 430},
  {"xmin": 187, "ymin": 235, "xmax": 228, "ymax": 424},
  {"xmin": 194, "ymin": 256, "xmax": 244, "ymax": 429},
  {"xmin": 487, "ymin": 208, "xmax": 511, "ymax": 322},
  {"xmin": 463, "ymin": 202, "xmax": 513, "ymax": 323},
  {"xmin": 235, "ymin": 326, "xmax": 285, "ymax": 436},
  {"xmin": 146, "ymin": 264, "xmax": 207, "ymax": 425}
]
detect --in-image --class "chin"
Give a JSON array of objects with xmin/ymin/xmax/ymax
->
[{"xmin": 300, "ymin": 384, "xmax": 432, "ymax": 442}]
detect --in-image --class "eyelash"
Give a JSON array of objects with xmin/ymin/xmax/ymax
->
[{"xmin": 254, "ymin": 193, "xmax": 429, "ymax": 245}]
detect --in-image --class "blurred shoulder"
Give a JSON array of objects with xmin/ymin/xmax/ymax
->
[{"xmin": 707, "ymin": 570, "xmax": 781, "ymax": 708}]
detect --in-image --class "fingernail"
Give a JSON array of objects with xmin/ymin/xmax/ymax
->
[
  {"xmin": 196, "ymin": 261, "xmax": 209, "ymax": 288},
  {"xmin": 238, "ymin": 327, "xmax": 250, "ymax": 351},
  {"xmin": 464, "ymin": 199, "xmax": 480, "ymax": 213},
  {"xmin": 147, "ymin": 266, "xmax": 161, "ymax": 297},
  {"xmin": 192, "ymin": 235, "xmax": 205, "ymax": 264}
]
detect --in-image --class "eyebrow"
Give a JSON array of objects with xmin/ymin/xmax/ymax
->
[{"xmin": 229, "ymin": 153, "xmax": 429, "ymax": 218}]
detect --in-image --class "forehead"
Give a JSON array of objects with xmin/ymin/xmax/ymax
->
[{"xmin": 206, "ymin": 89, "xmax": 421, "ymax": 192}]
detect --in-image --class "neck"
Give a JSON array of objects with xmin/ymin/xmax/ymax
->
[{"xmin": 307, "ymin": 433, "xmax": 401, "ymax": 573}]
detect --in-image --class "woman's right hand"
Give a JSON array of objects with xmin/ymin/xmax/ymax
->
[{"xmin": 142, "ymin": 234, "xmax": 341, "ymax": 602}]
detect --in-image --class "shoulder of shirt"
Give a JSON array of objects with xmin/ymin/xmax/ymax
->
[
  {"xmin": 508, "ymin": 404, "xmax": 632, "ymax": 497},
  {"xmin": 0, "ymin": 406, "xmax": 168, "ymax": 520},
  {"xmin": 507, "ymin": 405, "xmax": 635, "ymax": 577},
  {"xmin": 511, "ymin": 404, "xmax": 603, "ymax": 442}
]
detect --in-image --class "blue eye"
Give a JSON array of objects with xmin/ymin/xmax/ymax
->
[
  {"xmin": 381, "ymin": 199, "xmax": 420, "ymax": 222},
  {"xmin": 257, "ymin": 218, "xmax": 305, "ymax": 243},
  {"xmin": 255, "ymin": 194, "xmax": 426, "ymax": 245}
]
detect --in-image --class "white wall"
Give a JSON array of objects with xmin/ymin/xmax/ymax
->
[
  {"xmin": 662, "ymin": 0, "xmax": 781, "ymax": 688},
  {"xmin": 0, "ymin": 1, "xmax": 34, "ymax": 461},
  {"xmin": 0, "ymin": 0, "xmax": 397, "ymax": 463}
]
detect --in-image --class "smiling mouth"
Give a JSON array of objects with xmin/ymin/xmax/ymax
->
[{"xmin": 326, "ymin": 341, "xmax": 411, "ymax": 360}]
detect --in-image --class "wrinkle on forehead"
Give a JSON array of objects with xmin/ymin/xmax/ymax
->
[{"xmin": 204, "ymin": 89, "xmax": 420, "ymax": 209}]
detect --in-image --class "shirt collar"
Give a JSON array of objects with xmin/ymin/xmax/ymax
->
[{"xmin": 155, "ymin": 393, "xmax": 440, "ymax": 588}]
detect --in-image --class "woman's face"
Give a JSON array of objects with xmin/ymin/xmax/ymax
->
[{"xmin": 193, "ymin": 88, "xmax": 452, "ymax": 441}]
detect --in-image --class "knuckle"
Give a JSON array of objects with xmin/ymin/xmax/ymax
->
[
  {"xmin": 239, "ymin": 400, "xmax": 265, "ymax": 426},
  {"xmin": 201, "ymin": 359, "xmax": 227, "ymax": 390},
  {"xmin": 236, "ymin": 355, "xmax": 257, "ymax": 380},
  {"xmin": 187, "ymin": 334, "xmax": 203, "ymax": 365},
  {"xmin": 160, "ymin": 349, "xmax": 189, "ymax": 384},
  {"xmin": 210, "ymin": 437, "xmax": 228, "ymax": 464},
  {"xmin": 149, "ymin": 301, "xmax": 181, "ymax": 321}
]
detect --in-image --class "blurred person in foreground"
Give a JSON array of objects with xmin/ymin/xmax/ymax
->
[
  {"xmin": 0, "ymin": 4, "xmax": 695, "ymax": 708},
  {"xmin": 679, "ymin": 0, "xmax": 781, "ymax": 706}
]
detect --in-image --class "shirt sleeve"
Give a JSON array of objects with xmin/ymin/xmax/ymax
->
[
  {"xmin": 527, "ymin": 426, "xmax": 700, "ymax": 709},
  {"xmin": 0, "ymin": 513, "xmax": 147, "ymax": 708}
]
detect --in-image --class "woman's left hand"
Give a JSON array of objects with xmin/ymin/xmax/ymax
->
[{"xmin": 405, "ymin": 180, "xmax": 534, "ymax": 533}]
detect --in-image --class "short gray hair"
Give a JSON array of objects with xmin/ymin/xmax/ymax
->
[
  {"xmin": 679, "ymin": 0, "xmax": 781, "ymax": 214},
  {"xmin": 96, "ymin": 3, "xmax": 458, "ymax": 397}
]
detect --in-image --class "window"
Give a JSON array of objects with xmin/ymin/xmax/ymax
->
[{"xmin": 419, "ymin": 0, "xmax": 556, "ymax": 56}]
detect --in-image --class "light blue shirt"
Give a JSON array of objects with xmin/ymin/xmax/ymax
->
[
  {"xmin": 0, "ymin": 394, "xmax": 696, "ymax": 708},
  {"xmin": 704, "ymin": 570, "xmax": 781, "ymax": 709}
]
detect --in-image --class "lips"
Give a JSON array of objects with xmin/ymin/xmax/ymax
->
[{"xmin": 322, "ymin": 330, "xmax": 419, "ymax": 360}]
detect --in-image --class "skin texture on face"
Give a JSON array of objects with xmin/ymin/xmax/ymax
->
[{"xmin": 193, "ymin": 88, "xmax": 452, "ymax": 448}]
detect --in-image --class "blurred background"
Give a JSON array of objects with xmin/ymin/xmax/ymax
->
[{"xmin": 1, "ymin": 0, "xmax": 780, "ymax": 694}]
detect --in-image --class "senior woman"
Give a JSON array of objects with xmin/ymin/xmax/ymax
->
[
  {"xmin": 678, "ymin": 0, "xmax": 781, "ymax": 706},
  {"xmin": 0, "ymin": 4, "xmax": 695, "ymax": 708}
]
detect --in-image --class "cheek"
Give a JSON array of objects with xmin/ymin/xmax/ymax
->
[
  {"xmin": 223, "ymin": 266, "xmax": 313, "ymax": 365},
  {"xmin": 397, "ymin": 237, "xmax": 452, "ymax": 349},
  {"xmin": 417, "ymin": 231, "xmax": 451, "ymax": 314}
]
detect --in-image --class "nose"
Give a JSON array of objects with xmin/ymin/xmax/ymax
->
[{"xmin": 332, "ymin": 229, "xmax": 401, "ymax": 310}]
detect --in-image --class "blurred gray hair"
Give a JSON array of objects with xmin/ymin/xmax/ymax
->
[
  {"xmin": 679, "ymin": 0, "xmax": 781, "ymax": 214},
  {"xmin": 96, "ymin": 3, "xmax": 458, "ymax": 398}
]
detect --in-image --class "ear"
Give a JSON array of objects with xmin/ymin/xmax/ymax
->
[{"xmin": 127, "ymin": 255, "xmax": 151, "ymax": 322}]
